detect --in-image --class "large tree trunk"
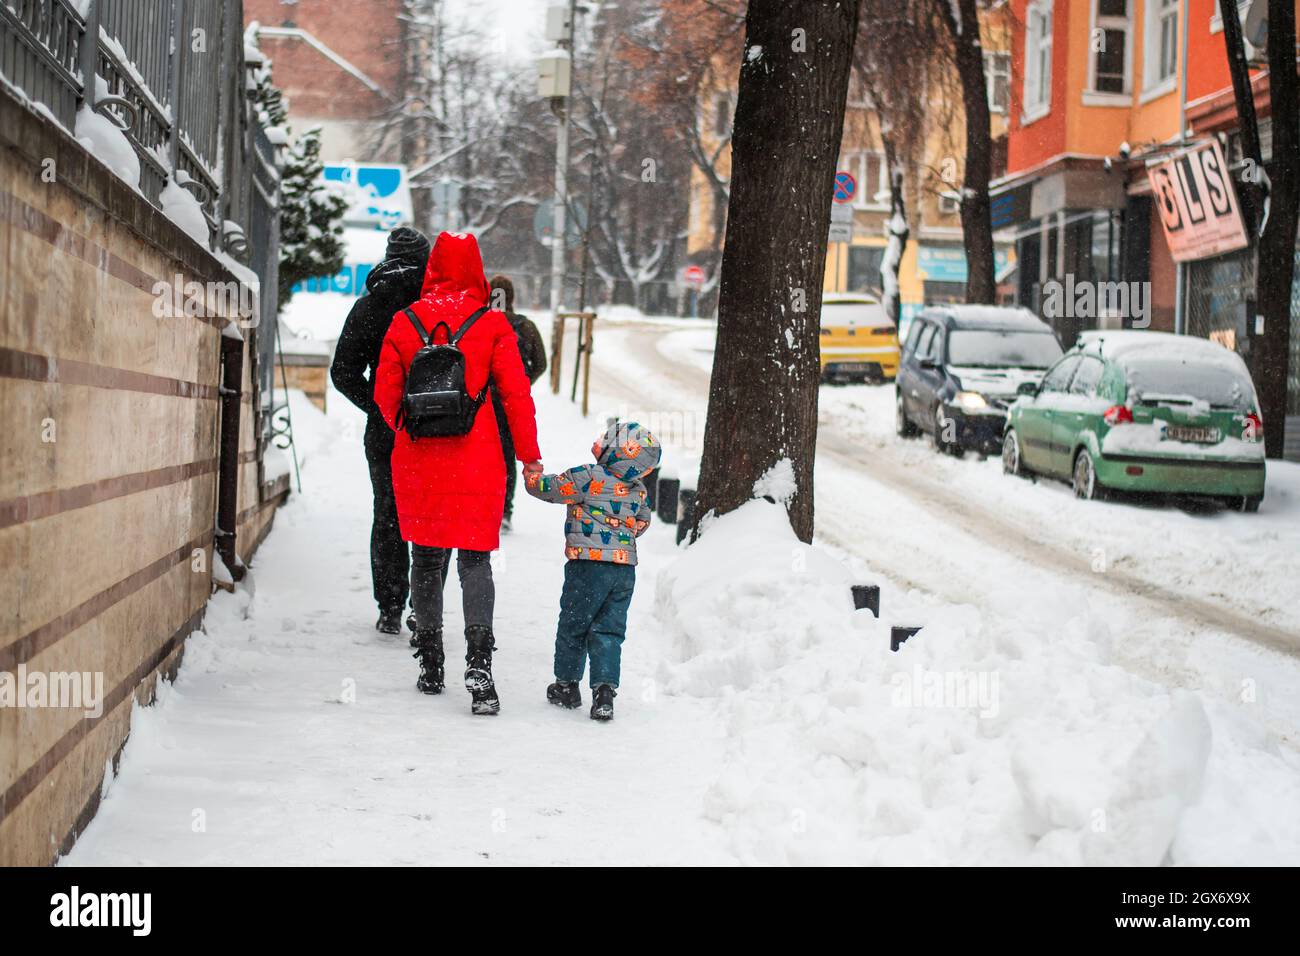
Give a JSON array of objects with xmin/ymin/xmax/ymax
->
[
  {"xmin": 1256, "ymin": 0, "xmax": 1298, "ymax": 459},
  {"xmin": 943, "ymin": 0, "xmax": 996, "ymax": 303},
  {"xmin": 690, "ymin": 0, "xmax": 861, "ymax": 544}
]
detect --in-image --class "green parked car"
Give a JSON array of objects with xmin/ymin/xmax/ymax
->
[{"xmin": 1002, "ymin": 331, "xmax": 1266, "ymax": 511}]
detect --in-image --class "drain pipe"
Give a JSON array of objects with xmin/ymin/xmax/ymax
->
[{"xmin": 1173, "ymin": 0, "xmax": 1190, "ymax": 335}]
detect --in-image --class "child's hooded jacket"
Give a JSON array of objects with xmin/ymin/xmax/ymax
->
[{"xmin": 525, "ymin": 421, "xmax": 661, "ymax": 565}]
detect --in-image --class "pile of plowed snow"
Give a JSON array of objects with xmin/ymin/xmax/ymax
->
[{"xmin": 655, "ymin": 495, "xmax": 1300, "ymax": 865}]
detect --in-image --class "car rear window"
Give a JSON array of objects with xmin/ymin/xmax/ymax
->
[
  {"xmin": 821, "ymin": 302, "xmax": 891, "ymax": 328},
  {"xmin": 1124, "ymin": 357, "xmax": 1256, "ymax": 410},
  {"xmin": 946, "ymin": 330, "xmax": 1062, "ymax": 368}
]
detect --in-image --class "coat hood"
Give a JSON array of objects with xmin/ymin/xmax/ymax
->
[
  {"xmin": 419, "ymin": 232, "xmax": 490, "ymax": 311},
  {"xmin": 365, "ymin": 256, "xmax": 425, "ymax": 306},
  {"xmin": 597, "ymin": 421, "xmax": 661, "ymax": 481}
]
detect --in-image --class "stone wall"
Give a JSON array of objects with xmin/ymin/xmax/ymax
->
[{"xmin": 0, "ymin": 88, "xmax": 285, "ymax": 865}]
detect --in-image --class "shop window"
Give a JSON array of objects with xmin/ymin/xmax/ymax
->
[{"xmin": 847, "ymin": 245, "xmax": 886, "ymax": 293}]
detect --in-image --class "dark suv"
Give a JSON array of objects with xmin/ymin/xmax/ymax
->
[{"xmin": 895, "ymin": 305, "xmax": 1063, "ymax": 454}]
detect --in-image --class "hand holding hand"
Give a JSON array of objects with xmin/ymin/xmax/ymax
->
[{"xmin": 523, "ymin": 460, "xmax": 544, "ymax": 476}]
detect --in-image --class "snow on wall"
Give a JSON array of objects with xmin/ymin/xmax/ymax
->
[
  {"xmin": 74, "ymin": 77, "xmax": 140, "ymax": 191},
  {"xmin": 159, "ymin": 177, "xmax": 209, "ymax": 246}
]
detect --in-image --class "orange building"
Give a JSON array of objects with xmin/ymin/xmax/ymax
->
[
  {"xmin": 993, "ymin": 0, "xmax": 1298, "ymax": 455},
  {"xmin": 996, "ymin": 2, "xmax": 1289, "ymax": 323}
]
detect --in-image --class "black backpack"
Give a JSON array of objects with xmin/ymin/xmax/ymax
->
[{"xmin": 397, "ymin": 305, "xmax": 490, "ymax": 439}]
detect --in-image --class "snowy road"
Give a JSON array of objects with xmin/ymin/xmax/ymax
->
[{"xmin": 592, "ymin": 320, "xmax": 1300, "ymax": 742}]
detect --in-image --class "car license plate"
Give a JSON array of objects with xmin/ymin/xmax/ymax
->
[
  {"xmin": 834, "ymin": 363, "xmax": 870, "ymax": 373},
  {"xmin": 1166, "ymin": 425, "xmax": 1220, "ymax": 443}
]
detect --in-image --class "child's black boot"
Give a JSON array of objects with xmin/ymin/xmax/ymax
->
[
  {"xmin": 464, "ymin": 626, "xmax": 500, "ymax": 715},
  {"xmin": 590, "ymin": 684, "xmax": 616, "ymax": 721},
  {"xmin": 412, "ymin": 629, "xmax": 444, "ymax": 694},
  {"xmin": 547, "ymin": 680, "xmax": 582, "ymax": 709}
]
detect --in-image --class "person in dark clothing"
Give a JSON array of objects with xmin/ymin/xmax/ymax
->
[
  {"xmin": 330, "ymin": 227, "xmax": 431, "ymax": 635},
  {"xmin": 487, "ymin": 274, "xmax": 548, "ymax": 532}
]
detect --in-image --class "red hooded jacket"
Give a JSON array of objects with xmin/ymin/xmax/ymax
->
[{"xmin": 373, "ymin": 233, "xmax": 541, "ymax": 550}]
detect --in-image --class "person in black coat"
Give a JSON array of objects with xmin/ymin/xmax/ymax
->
[
  {"xmin": 487, "ymin": 274, "xmax": 547, "ymax": 531},
  {"xmin": 331, "ymin": 227, "xmax": 430, "ymax": 634}
]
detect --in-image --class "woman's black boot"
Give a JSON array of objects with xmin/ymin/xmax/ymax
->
[
  {"xmin": 413, "ymin": 629, "xmax": 444, "ymax": 694},
  {"xmin": 464, "ymin": 625, "xmax": 499, "ymax": 715}
]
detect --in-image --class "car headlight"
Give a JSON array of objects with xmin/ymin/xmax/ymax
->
[{"xmin": 954, "ymin": 391, "xmax": 987, "ymax": 411}]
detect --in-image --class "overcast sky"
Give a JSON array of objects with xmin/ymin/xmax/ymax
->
[{"xmin": 447, "ymin": 0, "xmax": 548, "ymax": 61}]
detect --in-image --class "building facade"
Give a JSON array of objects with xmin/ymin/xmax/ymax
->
[
  {"xmin": 244, "ymin": 0, "xmax": 403, "ymax": 163},
  {"xmin": 994, "ymin": 0, "xmax": 1299, "ymax": 455}
]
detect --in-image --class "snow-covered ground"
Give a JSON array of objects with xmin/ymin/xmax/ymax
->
[
  {"xmin": 65, "ymin": 382, "xmax": 731, "ymax": 866},
  {"xmin": 65, "ymin": 315, "xmax": 1300, "ymax": 866}
]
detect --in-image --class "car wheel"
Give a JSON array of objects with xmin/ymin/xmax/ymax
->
[
  {"xmin": 1072, "ymin": 450, "xmax": 1106, "ymax": 501},
  {"xmin": 895, "ymin": 392, "xmax": 919, "ymax": 438},
  {"xmin": 1002, "ymin": 429, "xmax": 1029, "ymax": 478},
  {"xmin": 1238, "ymin": 495, "xmax": 1262, "ymax": 513}
]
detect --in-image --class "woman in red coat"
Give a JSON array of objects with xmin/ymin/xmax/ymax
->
[{"xmin": 373, "ymin": 232, "xmax": 542, "ymax": 715}]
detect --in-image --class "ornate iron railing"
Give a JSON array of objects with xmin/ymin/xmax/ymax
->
[{"xmin": 0, "ymin": 0, "xmax": 276, "ymax": 263}]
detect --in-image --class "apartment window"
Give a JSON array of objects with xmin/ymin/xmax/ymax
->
[
  {"xmin": 1023, "ymin": 0, "xmax": 1053, "ymax": 120},
  {"xmin": 938, "ymin": 191, "xmax": 961, "ymax": 215},
  {"xmin": 846, "ymin": 151, "xmax": 890, "ymax": 209},
  {"xmin": 713, "ymin": 94, "xmax": 732, "ymax": 138},
  {"xmin": 1090, "ymin": 0, "xmax": 1131, "ymax": 95},
  {"xmin": 986, "ymin": 52, "xmax": 1011, "ymax": 113},
  {"xmin": 1144, "ymin": 0, "xmax": 1178, "ymax": 92}
]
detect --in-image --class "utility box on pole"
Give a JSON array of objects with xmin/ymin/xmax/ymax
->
[
  {"xmin": 537, "ymin": 49, "xmax": 571, "ymax": 98},
  {"xmin": 545, "ymin": 4, "xmax": 572, "ymax": 42}
]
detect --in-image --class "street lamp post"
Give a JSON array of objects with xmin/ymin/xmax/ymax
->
[{"xmin": 539, "ymin": 1, "xmax": 579, "ymax": 315}]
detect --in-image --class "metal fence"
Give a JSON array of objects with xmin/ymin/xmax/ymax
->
[{"xmin": 0, "ymin": 0, "xmax": 272, "ymax": 262}]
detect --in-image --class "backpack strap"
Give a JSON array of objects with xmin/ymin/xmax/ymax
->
[
  {"xmin": 450, "ymin": 306, "xmax": 491, "ymax": 345},
  {"xmin": 403, "ymin": 308, "xmax": 431, "ymax": 347}
]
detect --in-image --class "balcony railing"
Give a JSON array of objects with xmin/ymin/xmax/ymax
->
[{"xmin": 0, "ymin": 0, "xmax": 273, "ymax": 261}]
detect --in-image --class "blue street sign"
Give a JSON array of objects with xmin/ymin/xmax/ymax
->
[{"xmin": 833, "ymin": 171, "xmax": 857, "ymax": 204}]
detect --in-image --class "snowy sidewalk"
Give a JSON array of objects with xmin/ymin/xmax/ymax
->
[
  {"xmin": 62, "ymin": 336, "xmax": 1300, "ymax": 867},
  {"xmin": 64, "ymin": 389, "xmax": 732, "ymax": 866}
]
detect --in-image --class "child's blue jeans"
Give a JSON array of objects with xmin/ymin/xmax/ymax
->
[{"xmin": 554, "ymin": 560, "xmax": 636, "ymax": 688}]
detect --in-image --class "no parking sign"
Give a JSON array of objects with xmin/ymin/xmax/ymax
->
[{"xmin": 833, "ymin": 170, "xmax": 857, "ymax": 204}]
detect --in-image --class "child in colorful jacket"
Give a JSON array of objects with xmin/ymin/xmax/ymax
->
[{"xmin": 525, "ymin": 420, "xmax": 661, "ymax": 720}]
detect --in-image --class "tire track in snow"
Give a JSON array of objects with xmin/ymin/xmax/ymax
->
[{"xmin": 592, "ymin": 321, "xmax": 1300, "ymax": 661}]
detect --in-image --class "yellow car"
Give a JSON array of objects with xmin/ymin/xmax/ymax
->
[{"xmin": 819, "ymin": 293, "xmax": 899, "ymax": 383}]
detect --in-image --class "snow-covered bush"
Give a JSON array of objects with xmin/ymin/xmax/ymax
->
[{"xmin": 276, "ymin": 126, "xmax": 347, "ymax": 309}]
